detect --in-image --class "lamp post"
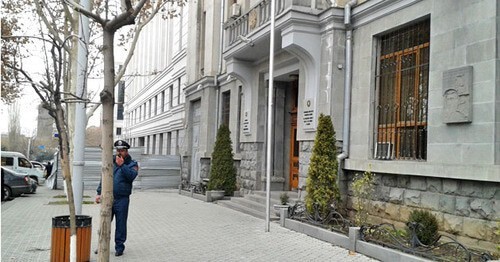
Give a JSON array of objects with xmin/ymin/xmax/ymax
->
[{"xmin": 265, "ymin": 0, "xmax": 276, "ymax": 233}]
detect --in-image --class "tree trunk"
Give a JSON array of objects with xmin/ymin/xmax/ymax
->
[
  {"xmin": 98, "ymin": 28, "xmax": 116, "ymax": 261},
  {"xmin": 55, "ymin": 104, "xmax": 78, "ymax": 262}
]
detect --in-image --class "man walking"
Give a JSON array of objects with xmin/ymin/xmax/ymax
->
[{"xmin": 95, "ymin": 140, "xmax": 139, "ymax": 257}]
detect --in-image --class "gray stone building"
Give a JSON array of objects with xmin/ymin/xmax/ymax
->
[{"xmin": 142, "ymin": 0, "xmax": 499, "ymax": 252}]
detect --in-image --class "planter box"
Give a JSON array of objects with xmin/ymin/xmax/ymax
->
[
  {"xmin": 206, "ymin": 190, "xmax": 225, "ymax": 202},
  {"xmin": 283, "ymin": 218, "xmax": 430, "ymax": 262}
]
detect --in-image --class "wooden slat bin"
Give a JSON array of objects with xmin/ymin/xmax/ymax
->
[{"xmin": 51, "ymin": 215, "xmax": 92, "ymax": 262}]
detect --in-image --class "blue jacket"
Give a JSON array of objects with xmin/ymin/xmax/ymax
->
[{"xmin": 97, "ymin": 154, "xmax": 138, "ymax": 198}]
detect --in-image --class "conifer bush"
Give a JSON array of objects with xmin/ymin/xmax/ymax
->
[
  {"xmin": 305, "ymin": 114, "xmax": 340, "ymax": 217},
  {"xmin": 407, "ymin": 210, "xmax": 440, "ymax": 245},
  {"xmin": 207, "ymin": 125, "xmax": 237, "ymax": 195}
]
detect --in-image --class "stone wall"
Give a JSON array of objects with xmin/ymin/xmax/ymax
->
[
  {"xmin": 199, "ymin": 157, "xmax": 211, "ymax": 179},
  {"xmin": 298, "ymin": 141, "xmax": 314, "ymax": 188},
  {"xmin": 345, "ymin": 172, "xmax": 500, "ymax": 252},
  {"xmin": 181, "ymin": 156, "xmax": 190, "ymax": 183},
  {"xmin": 239, "ymin": 142, "xmax": 264, "ymax": 191}
]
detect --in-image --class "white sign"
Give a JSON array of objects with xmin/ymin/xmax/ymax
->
[{"xmin": 302, "ymin": 99, "xmax": 315, "ymax": 131}]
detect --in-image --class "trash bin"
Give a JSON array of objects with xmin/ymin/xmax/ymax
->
[{"xmin": 51, "ymin": 215, "xmax": 92, "ymax": 262}]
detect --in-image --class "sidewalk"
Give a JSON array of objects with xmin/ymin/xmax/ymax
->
[{"xmin": 1, "ymin": 186, "xmax": 377, "ymax": 261}]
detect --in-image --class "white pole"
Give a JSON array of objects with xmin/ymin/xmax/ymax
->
[
  {"xmin": 265, "ymin": 0, "xmax": 276, "ymax": 233},
  {"xmin": 72, "ymin": 0, "xmax": 91, "ymax": 216}
]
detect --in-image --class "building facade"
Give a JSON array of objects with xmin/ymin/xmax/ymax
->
[
  {"xmin": 123, "ymin": 4, "xmax": 189, "ymax": 155},
  {"xmin": 122, "ymin": 0, "xmax": 499, "ymax": 252},
  {"xmin": 180, "ymin": 0, "xmax": 499, "ymax": 252}
]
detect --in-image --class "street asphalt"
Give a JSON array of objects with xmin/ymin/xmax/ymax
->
[{"xmin": 1, "ymin": 185, "xmax": 377, "ymax": 261}]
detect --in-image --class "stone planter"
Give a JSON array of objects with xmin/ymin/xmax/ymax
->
[
  {"xmin": 206, "ymin": 190, "xmax": 225, "ymax": 202},
  {"xmin": 273, "ymin": 204, "xmax": 290, "ymax": 226}
]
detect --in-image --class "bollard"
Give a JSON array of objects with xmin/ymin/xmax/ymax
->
[
  {"xmin": 348, "ymin": 227, "xmax": 361, "ymax": 254},
  {"xmin": 279, "ymin": 207, "xmax": 289, "ymax": 227}
]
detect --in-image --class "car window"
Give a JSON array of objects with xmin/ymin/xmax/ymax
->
[
  {"xmin": 18, "ymin": 158, "xmax": 32, "ymax": 168},
  {"xmin": 2, "ymin": 157, "xmax": 14, "ymax": 166}
]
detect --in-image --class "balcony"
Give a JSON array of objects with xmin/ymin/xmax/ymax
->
[{"xmin": 225, "ymin": 0, "xmax": 329, "ymax": 48}]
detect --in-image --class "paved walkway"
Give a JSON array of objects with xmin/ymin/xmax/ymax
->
[{"xmin": 1, "ymin": 185, "xmax": 377, "ymax": 261}]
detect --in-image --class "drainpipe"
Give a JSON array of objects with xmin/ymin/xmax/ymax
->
[
  {"xmin": 337, "ymin": 0, "xmax": 357, "ymax": 167},
  {"xmin": 214, "ymin": 0, "xmax": 225, "ymax": 131}
]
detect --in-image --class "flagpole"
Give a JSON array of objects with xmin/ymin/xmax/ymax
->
[{"xmin": 265, "ymin": 0, "xmax": 276, "ymax": 232}]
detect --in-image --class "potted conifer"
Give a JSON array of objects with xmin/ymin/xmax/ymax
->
[
  {"xmin": 206, "ymin": 125, "xmax": 236, "ymax": 202},
  {"xmin": 305, "ymin": 114, "xmax": 340, "ymax": 219},
  {"xmin": 273, "ymin": 192, "xmax": 290, "ymax": 217}
]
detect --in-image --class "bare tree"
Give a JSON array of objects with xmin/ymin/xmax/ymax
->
[
  {"xmin": 3, "ymin": 0, "xmax": 186, "ymax": 260},
  {"xmin": 3, "ymin": 33, "xmax": 80, "ymax": 260},
  {"xmin": 64, "ymin": 0, "xmax": 187, "ymax": 260}
]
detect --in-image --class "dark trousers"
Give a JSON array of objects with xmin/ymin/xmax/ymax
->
[{"xmin": 112, "ymin": 197, "xmax": 130, "ymax": 252}]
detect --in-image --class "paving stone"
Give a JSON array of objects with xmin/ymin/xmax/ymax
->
[{"xmin": 1, "ymin": 186, "xmax": 377, "ymax": 262}]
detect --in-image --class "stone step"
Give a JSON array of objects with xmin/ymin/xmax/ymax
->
[
  {"xmin": 217, "ymin": 199, "xmax": 279, "ymax": 221},
  {"xmin": 251, "ymin": 190, "xmax": 301, "ymax": 202},
  {"xmin": 230, "ymin": 197, "xmax": 279, "ymax": 213}
]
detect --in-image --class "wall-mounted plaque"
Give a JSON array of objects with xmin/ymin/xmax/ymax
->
[
  {"xmin": 442, "ymin": 66, "xmax": 473, "ymax": 124},
  {"xmin": 242, "ymin": 111, "xmax": 251, "ymax": 135},
  {"xmin": 302, "ymin": 99, "xmax": 315, "ymax": 132}
]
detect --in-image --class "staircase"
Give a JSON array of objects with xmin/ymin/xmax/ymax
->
[{"xmin": 217, "ymin": 190, "xmax": 300, "ymax": 220}]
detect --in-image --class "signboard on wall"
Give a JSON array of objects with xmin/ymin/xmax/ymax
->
[
  {"xmin": 242, "ymin": 111, "xmax": 251, "ymax": 135},
  {"xmin": 302, "ymin": 99, "xmax": 315, "ymax": 132}
]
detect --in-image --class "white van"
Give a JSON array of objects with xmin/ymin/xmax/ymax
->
[{"xmin": 1, "ymin": 151, "xmax": 45, "ymax": 184}]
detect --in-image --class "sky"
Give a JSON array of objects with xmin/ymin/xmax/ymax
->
[{"xmin": 0, "ymin": 84, "xmax": 102, "ymax": 136}]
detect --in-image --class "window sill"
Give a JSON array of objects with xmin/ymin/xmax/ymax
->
[{"xmin": 343, "ymin": 159, "xmax": 500, "ymax": 183}]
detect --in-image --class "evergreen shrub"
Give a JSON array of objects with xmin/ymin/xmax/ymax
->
[
  {"xmin": 207, "ymin": 125, "xmax": 236, "ymax": 195},
  {"xmin": 305, "ymin": 114, "xmax": 340, "ymax": 217},
  {"xmin": 279, "ymin": 192, "xmax": 289, "ymax": 205},
  {"xmin": 407, "ymin": 209, "xmax": 440, "ymax": 245}
]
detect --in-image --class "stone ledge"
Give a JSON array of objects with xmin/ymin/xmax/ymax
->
[{"xmin": 283, "ymin": 219, "xmax": 433, "ymax": 262}]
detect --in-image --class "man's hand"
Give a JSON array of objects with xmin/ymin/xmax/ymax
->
[
  {"xmin": 116, "ymin": 155, "xmax": 124, "ymax": 166},
  {"xmin": 95, "ymin": 195, "xmax": 101, "ymax": 203}
]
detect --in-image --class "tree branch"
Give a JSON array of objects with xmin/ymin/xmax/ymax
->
[
  {"xmin": 64, "ymin": 0, "xmax": 105, "ymax": 25},
  {"xmin": 107, "ymin": 0, "xmax": 148, "ymax": 31}
]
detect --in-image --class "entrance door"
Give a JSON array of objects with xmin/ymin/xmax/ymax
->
[
  {"xmin": 289, "ymin": 75, "xmax": 299, "ymax": 190},
  {"xmin": 190, "ymin": 100, "xmax": 201, "ymax": 183}
]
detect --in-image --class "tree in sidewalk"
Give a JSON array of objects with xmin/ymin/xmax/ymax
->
[
  {"xmin": 305, "ymin": 113, "xmax": 340, "ymax": 217},
  {"xmin": 3, "ymin": 0, "xmax": 186, "ymax": 260},
  {"xmin": 207, "ymin": 125, "xmax": 237, "ymax": 196},
  {"xmin": 65, "ymin": 0, "xmax": 187, "ymax": 260}
]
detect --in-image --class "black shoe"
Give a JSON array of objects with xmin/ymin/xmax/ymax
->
[{"xmin": 115, "ymin": 251, "xmax": 123, "ymax": 257}]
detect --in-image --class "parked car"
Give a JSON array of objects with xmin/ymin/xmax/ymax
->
[
  {"xmin": 2, "ymin": 167, "xmax": 33, "ymax": 200},
  {"xmin": 27, "ymin": 177, "xmax": 38, "ymax": 194},
  {"xmin": 30, "ymin": 161, "xmax": 46, "ymax": 173},
  {"xmin": 1, "ymin": 151, "xmax": 45, "ymax": 184}
]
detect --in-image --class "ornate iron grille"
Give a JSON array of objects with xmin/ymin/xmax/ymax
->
[
  {"xmin": 374, "ymin": 20, "xmax": 430, "ymax": 160},
  {"xmin": 289, "ymin": 201, "xmax": 351, "ymax": 234},
  {"xmin": 360, "ymin": 222, "xmax": 494, "ymax": 262}
]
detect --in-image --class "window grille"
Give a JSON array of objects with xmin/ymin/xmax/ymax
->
[{"xmin": 374, "ymin": 19, "xmax": 430, "ymax": 160}]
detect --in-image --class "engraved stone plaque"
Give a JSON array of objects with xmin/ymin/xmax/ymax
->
[
  {"xmin": 242, "ymin": 111, "xmax": 251, "ymax": 135},
  {"xmin": 442, "ymin": 66, "xmax": 472, "ymax": 124}
]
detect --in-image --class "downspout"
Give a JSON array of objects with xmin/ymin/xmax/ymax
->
[
  {"xmin": 337, "ymin": 0, "xmax": 357, "ymax": 166},
  {"xmin": 214, "ymin": 0, "xmax": 225, "ymax": 131}
]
